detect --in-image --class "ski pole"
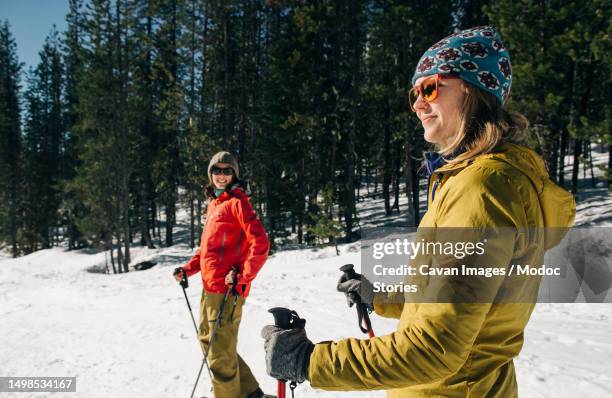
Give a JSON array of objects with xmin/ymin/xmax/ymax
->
[
  {"xmin": 174, "ymin": 267, "xmax": 230, "ymax": 398},
  {"xmin": 268, "ymin": 307, "xmax": 306, "ymax": 398},
  {"xmin": 174, "ymin": 267, "xmax": 212, "ymax": 397},
  {"xmin": 339, "ymin": 264, "xmax": 375, "ymax": 338},
  {"xmin": 192, "ymin": 268, "xmax": 238, "ymax": 397},
  {"xmin": 189, "ymin": 286, "xmax": 232, "ymax": 398},
  {"xmin": 175, "ymin": 267, "xmax": 199, "ymax": 334}
]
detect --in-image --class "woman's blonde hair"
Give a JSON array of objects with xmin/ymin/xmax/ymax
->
[{"xmin": 438, "ymin": 82, "xmax": 529, "ymax": 165}]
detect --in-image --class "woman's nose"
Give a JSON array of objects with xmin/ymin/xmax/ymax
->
[{"xmin": 413, "ymin": 94, "xmax": 430, "ymax": 112}]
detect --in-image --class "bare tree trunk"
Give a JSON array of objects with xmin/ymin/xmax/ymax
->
[
  {"xmin": 559, "ymin": 61, "xmax": 574, "ymax": 187},
  {"xmin": 141, "ymin": 201, "xmax": 155, "ymax": 249},
  {"xmin": 405, "ymin": 140, "xmax": 416, "ymax": 226},
  {"xmin": 374, "ymin": 166, "xmax": 379, "ymax": 195},
  {"xmin": 571, "ymin": 57, "xmax": 596, "ymax": 194},
  {"xmin": 382, "ymin": 95, "xmax": 391, "ymax": 215},
  {"xmin": 105, "ymin": 249, "xmax": 110, "ymax": 275},
  {"xmin": 582, "ymin": 139, "xmax": 588, "ymax": 180},
  {"xmin": 545, "ymin": 124, "xmax": 560, "ymax": 181},
  {"xmin": 109, "ymin": 242, "xmax": 117, "ymax": 274},
  {"xmin": 366, "ymin": 161, "xmax": 370, "ymax": 194},
  {"xmin": 391, "ymin": 144, "xmax": 401, "ymax": 212},
  {"xmin": 166, "ymin": 199, "xmax": 175, "ymax": 246},
  {"xmin": 197, "ymin": 196, "xmax": 202, "ymax": 246},
  {"xmin": 116, "ymin": 239, "xmax": 124, "ymax": 273},
  {"xmin": 156, "ymin": 205, "xmax": 161, "ymax": 239},
  {"xmin": 297, "ymin": 158, "xmax": 305, "ymax": 244},
  {"xmin": 120, "ymin": 0, "xmax": 130, "ymax": 268},
  {"xmin": 356, "ymin": 159, "xmax": 361, "ymax": 202},
  {"xmin": 608, "ymin": 143, "xmax": 612, "ymax": 190},
  {"xmin": 588, "ymin": 140, "xmax": 595, "ymax": 188},
  {"xmin": 151, "ymin": 201, "xmax": 158, "ymax": 240},
  {"xmin": 190, "ymin": 195, "xmax": 195, "ymax": 249},
  {"xmin": 571, "ymin": 138, "xmax": 582, "ymax": 194},
  {"xmin": 559, "ymin": 127, "xmax": 569, "ymax": 186}
]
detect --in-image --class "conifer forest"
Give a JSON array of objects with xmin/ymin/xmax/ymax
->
[{"xmin": 0, "ymin": 0, "xmax": 610, "ymax": 270}]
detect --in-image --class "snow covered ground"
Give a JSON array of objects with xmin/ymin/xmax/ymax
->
[
  {"xmin": 2, "ymin": 145, "xmax": 612, "ymax": 397},
  {"xmin": 0, "ymin": 240, "xmax": 394, "ymax": 398},
  {"xmin": 0, "ymin": 238, "xmax": 612, "ymax": 398},
  {"xmin": 2, "ymin": 239, "xmax": 612, "ymax": 398}
]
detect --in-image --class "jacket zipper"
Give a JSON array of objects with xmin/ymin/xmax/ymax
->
[
  {"xmin": 431, "ymin": 174, "xmax": 444, "ymax": 204},
  {"xmin": 218, "ymin": 231, "xmax": 226, "ymax": 263}
]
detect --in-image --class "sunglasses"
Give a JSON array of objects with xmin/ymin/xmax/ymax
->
[
  {"xmin": 211, "ymin": 166, "xmax": 234, "ymax": 176},
  {"xmin": 407, "ymin": 73, "xmax": 459, "ymax": 112}
]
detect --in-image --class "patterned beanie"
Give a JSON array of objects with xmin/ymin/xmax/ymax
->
[
  {"xmin": 208, "ymin": 151, "xmax": 240, "ymax": 182},
  {"xmin": 412, "ymin": 26, "xmax": 512, "ymax": 104}
]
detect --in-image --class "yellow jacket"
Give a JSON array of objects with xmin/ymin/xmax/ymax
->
[{"xmin": 308, "ymin": 143, "xmax": 575, "ymax": 397}]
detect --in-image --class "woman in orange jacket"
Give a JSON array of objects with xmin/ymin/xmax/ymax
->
[{"xmin": 175, "ymin": 151, "xmax": 270, "ymax": 398}]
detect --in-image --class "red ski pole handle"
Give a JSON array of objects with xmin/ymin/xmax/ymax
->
[
  {"xmin": 277, "ymin": 380, "xmax": 286, "ymax": 398},
  {"xmin": 358, "ymin": 304, "xmax": 375, "ymax": 337}
]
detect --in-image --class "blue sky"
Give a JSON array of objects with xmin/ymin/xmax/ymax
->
[{"xmin": 1, "ymin": 0, "xmax": 69, "ymax": 71}]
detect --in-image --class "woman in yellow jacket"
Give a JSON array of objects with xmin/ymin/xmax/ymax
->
[{"xmin": 261, "ymin": 26, "xmax": 575, "ymax": 397}]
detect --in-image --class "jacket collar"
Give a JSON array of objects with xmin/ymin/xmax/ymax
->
[
  {"xmin": 424, "ymin": 151, "xmax": 447, "ymax": 176},
  {"xmin": 216, "ymin": 184, "xmax": 247, "ymax": 203}
]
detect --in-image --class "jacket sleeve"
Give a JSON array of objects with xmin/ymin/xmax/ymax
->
[
  {"xmin": 232, "ymin": 197, "xmax": 270, "ymax": 286},
  {"xmin": 309, "ymin": 167, "xmax": 524, "ymax": 390},
  {"xmin": 182, "ymin": 251, "xmax": 201, "ymax": 277}
]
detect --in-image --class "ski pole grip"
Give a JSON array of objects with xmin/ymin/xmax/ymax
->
[
  {"xmin": 231, "ymin": 266, "xmax": 240, "ymax": 295},
  {"xmin": 268, "ymin": 308, "xmax": 305, "ymax": 398},
  {"xmin": 175, "ymin": 267, "xmax": 188, "ymax": 289},
  {"xmin": 340, "ymin": 263, "xmax": 359, "ymax": 280},
  {"xmin": 268, "ymin": 307, "xmax": 306, "ymax": 330},
  {"xmin": 340, "ymin": 264, "xmax": 375, "ymax": 336},
  {"xmin": 340, "ymin": 264, "xmax": 362, "ymax": 305}
]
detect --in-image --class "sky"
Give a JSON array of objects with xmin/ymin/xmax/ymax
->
[{"xmin": 1, "ymin": 0, "xmax": 69, "ymax": 71}]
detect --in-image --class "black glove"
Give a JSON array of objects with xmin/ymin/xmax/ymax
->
[
  {"xmin": 337, "ymin": 272, "xmax": 374, "ymax": 310},
  {"xmin": 261, "ymin": 325, "xmax": 314, "ymax": 383},
  {"xmin": 173, "ymin": 267, "xmax": 188, "ymax": 288}
]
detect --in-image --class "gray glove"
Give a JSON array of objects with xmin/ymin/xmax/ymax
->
[
  {"xmin": 261, "ymin": 325, "xmax": 314, "ymax": 383},
  {"xmin": 337, "ymin": 272, "xmax": 375, "ymax": 310}
]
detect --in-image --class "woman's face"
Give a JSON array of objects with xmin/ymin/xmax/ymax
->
[
  {"xmin": 412, "ymin": 76, "xmax": 466, "ymax": 149},
  {"xmin": 211, "ymin": 162, "xmax": 234, "ymax": 190}
]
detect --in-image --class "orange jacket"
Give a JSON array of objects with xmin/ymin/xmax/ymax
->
[{"xmin": 183, "ymin": 186, "xmax": 269, "ymax": 297}]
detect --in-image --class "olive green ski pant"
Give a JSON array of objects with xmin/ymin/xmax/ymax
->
[{"xmin": 198, "ymin": 289, "xmax": 259, "ymax": 398}]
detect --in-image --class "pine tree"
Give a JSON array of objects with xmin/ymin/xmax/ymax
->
[
  {"xmin": 69, "ymin": 0, "xmax": 133, "ymax": 272},
  {"xmin": 454, "ymin": 0, "xmax": 490, "ymax": 29},
  {"xmin": 62, "ymin": 0, "xmax": 86, "ymax": 249},
  {"xmin": 152, "ymin": 0, "xmax": 184, "ymax": 247},
  {"xmin": 486, "ymin": 0, "xmax": 611, "ymax": 194},
  {"xmin": 130, "ymin": 0, "xmax": 160, "ymax": 249},
  {"xmin": 20, "ymin": 29, "xmax": 65, "ymax": 252},
  {"xmin": 365, "ymin": 1, "xmax": 453, "ymax": 222},
  {"xmin": 3, "ymin": 0, "xmax": 608, "ymax": 255},
  {"xmin": 0, "ymin": 21, "xmax": 23, "ymax": 257}
]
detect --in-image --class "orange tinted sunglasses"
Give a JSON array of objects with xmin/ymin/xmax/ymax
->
[{"xmin": 407, "ymin": 73, "xmax": 459, "ymax": 112}]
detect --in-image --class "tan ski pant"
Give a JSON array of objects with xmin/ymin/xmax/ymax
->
[{"xmin": 198, "ymin": 290, "xmax": 259, "ymax": 398}]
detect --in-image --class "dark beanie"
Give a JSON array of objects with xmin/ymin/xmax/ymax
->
[{"xmin": 207, "ymin": 151, "xmax": 240, "ymax": 182}]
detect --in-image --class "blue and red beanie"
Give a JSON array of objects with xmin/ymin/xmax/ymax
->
[{"xmin": 411, "ymin": 26, "xmax": 512, "ymax": 104}]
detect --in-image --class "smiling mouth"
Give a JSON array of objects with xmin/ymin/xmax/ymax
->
[{"xmin": 421, "ymin": 115, "xmax": 437, "ymax": 122}]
